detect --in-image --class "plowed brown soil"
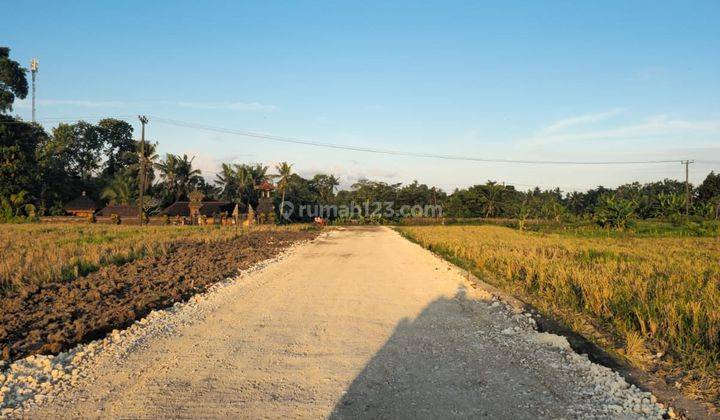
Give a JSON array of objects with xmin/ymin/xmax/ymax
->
[{"xmin": 0, "ymin": 230, "xmax": 317, "ymax": 362}]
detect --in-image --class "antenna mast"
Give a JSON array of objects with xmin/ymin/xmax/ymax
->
[{"xmin": 30, "ymin": 58, "xmax": 39, "ymax": 122}]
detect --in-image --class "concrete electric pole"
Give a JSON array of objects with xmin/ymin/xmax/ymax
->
[
  {"xmin": 682, "ymin": 159, "xmax": 694, "ymax": 217},
  {"xmin": 138, "ymin": 115, "xmax": 149, "ymax": 226},
  {"xmin": 30, "ymin": 58, "xmax": 39, "ymax": 123}
]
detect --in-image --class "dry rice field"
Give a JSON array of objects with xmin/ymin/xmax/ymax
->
[
  {"xmin": 0, "ymin": 223, "xmax": 306, "ymax": 296},
  {"xmin": 396, "ymin": 225, "xmax": 720, "ymax": 405}
]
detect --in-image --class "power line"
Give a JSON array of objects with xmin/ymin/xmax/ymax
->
[
  {"xmin": 2, "ymin": 114, "xmax": 719, "ymax": 166},
  {"xmin": 149, "ymin": 116, "xmax": 695, "ymax": 166},
  {"xmin": 0, "ymin": 115, "xmax": 136, "ymax": 124}
]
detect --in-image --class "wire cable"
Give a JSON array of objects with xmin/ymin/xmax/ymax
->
[
  {"xmin": 3, "ymin": 115, "xmax": 718, "ymax": 166},
  {"xmin": 150, "ymin": 116, "xmax": 692, "ymax": 166}
]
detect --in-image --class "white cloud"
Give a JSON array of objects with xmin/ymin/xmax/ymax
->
[
  {"xmin": 296, "ymin": 162, "xmax": 399, "ymax": 189},
  {"xmin": 166, "ymin": 151, "xmax": 222, "ymax": 180},
  {"xmin": 532, "ymin": 113, "xmax": 720, "ymax": 145},
  {"xmin": 540, "ymin": 108, "xmax": 625, "ymax": 134}
]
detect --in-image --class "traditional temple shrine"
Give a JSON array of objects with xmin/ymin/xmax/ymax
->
[
  {"xmin": 64, "ymin": 192, "xmax": 99, "ymax": 217},
  {"xmin": 160, "ymin": 190, "xmax": 242, "ymax": 225},
  {"xmin": 255, "ymin": 180, "xmax": 276, "ymax": 223}
]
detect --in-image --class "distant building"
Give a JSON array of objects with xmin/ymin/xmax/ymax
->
[
  {"xmin": 96, "ymin": 205, "xmax": 140, "ymax": 218},
  {"xmin": 64, "ymin": 192, "xmax": 99, "ymax": 217},
  {"xmin": 255, "ymin": 180, "xmax": 276, "ymax": 223},
  {"xmin": 161, "ymin": 201, "xmax": 239, "ymax": 218},
  {"xmin": 160, "ymin": 190, "xmax": 243, "ymax": 225}
]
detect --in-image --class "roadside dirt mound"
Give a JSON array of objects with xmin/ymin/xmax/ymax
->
[{"xmin": 0, "ymin": 230, "xmax": 317, "ymax": 362}]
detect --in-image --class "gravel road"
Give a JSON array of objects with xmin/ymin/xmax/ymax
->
[{"xmin": 3, "ymin": 227, "xmax": 666, "ymax": 418}]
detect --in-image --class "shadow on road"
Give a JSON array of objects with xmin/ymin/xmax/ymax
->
[{"xmin": 329, "ymin": 288, "xmax": 562, "ymax": 419}]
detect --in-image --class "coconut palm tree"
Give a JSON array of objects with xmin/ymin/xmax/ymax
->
[
  {"xmin": 328, "ymin": 174, "xmax": 340, "ymax": 197},
  {"xmin": 247, "ymin": 164, "xmax": 270, "ymax": 187},
  {"xmin": 101, "ymin": 174, "xmax": 134, "ymax": 205},
  {"xmin": 155, "ymin": 154, "xmax": 180, "ymax": 200},
  {"xmin": 175, "ymin": 154, "xmax": 203, "ymax": 200},
  {"xmin": 122, "ymin": 141, "xmax": 158, "ymax": 195},
  {"xmin": 215, "ymin": 163, "xmax": 238, "ymax": 200},
  {"xmin": 274, "ymin": 162, "xmax": 293, "ymax": 216},
  {"xmin": 156, "ymin": 154, "xmax": 202, "ymax": 201},
  {"xmin": 480, "ymin": 181, "xmax": 505, "ymax": 218},
  {"xmin": 233, "ymin": 164, "xmax": 253, "ymax": 205},
  {"xmin": 215, "ymin": 162, "xmax": 258, "ymax": 203},
  {"xmin": 137, "ymin": 141, "xmax": 159, "ymax": 193}
]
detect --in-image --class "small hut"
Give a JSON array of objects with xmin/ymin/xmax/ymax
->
[
  {"xmin": 64, "ymin": 192, "xmax": 99, "ymax": 217},
  {"xmin": 255, "ymin": 180, "xmax": 276, "ymax": 223}
]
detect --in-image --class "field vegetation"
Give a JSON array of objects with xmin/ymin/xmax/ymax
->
[
  {"xmin": 0, "ymin": 223, "xmax": 306, "ymax": 296},
  {"xmin": 397, "ymin": 224, "xmax": 720, "ymax": 405}
]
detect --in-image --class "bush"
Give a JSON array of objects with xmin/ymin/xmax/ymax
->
[
  {"xmin": 0, "ymin": 192, "xmax": 39, "ymax": 223},
  {"xmin": 594, "ymin": 195, "xmax": 637, "ymax": 229}
]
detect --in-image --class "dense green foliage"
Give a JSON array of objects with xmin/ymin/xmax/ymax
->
[
  {"xmin": 1, "ymin": 46, "xmax": 719, "ymax": 226},
  {"xmin": 0, "ymin": 47, "xmax": 28, "ymax": 113}
]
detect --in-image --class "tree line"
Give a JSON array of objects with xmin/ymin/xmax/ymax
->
[{"xmin": 2, "ymin": 46, "xmax": 720, "ymax": 225}]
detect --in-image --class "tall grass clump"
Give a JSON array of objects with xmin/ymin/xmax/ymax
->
[{"xmin": 397, "ymin": 225, "xmax": 720, "ymax": 404}]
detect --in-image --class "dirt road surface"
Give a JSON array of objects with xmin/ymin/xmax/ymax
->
[{"xmin": 30, "ymin": 227, "xmax": 663, "ymax": 418}]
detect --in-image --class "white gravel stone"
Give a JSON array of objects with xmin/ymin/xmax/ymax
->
[
  {"xmin": 0, "ymin": 238, "xmax": 316, "ymax": 416},
  {"xmin": 0, "ymin": 234, "xmax": 673, "ymax": 419}
]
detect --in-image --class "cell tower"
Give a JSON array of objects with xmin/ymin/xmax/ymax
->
[{"xmin": 30, "ymin": 58, "xmax": 39, "ymax": 122}]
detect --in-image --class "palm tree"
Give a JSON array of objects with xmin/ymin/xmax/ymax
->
[
  {"xmin": 156, "ymin": 154, "xmax": 202, "ymax": 201},
  {"xmin": 175, "ymin": 154, "xmax": 203, "ymax": 200},
  {"xmin": 215, "ymin": 163, "xmax": 237, "ymax": 200},
  {"xmin": 155, "ymin": 154, "xmax": 180, "ymax": 200},
  {"xmin": 274, "ymin": 162, "xmax": 293, "ymax": 216},
  {"xmin": 214, "ymin": 163, "xmax": 254, "ymax": 203},
  {"xmin": 101, "ymin": 174, "xmax": 134, "ymax": 205},
  {"xmin": 328, "ymin": 174, "xmax": 340, "ymax": 199},
  {"xmin": 138, "ymin": 142, "xmax": 159, "ymax": 193},
  {"xmin": 233, "ymin": 164, "xmax": 253, "ymax": 205},
  {"xmin": 247, "ymin": 163, "xmax": 270, "ymax": 187},
  {"xmin": 566, "ymin": 191, "xmax": 584, "ymax": 215},
  {"xmin": 480, "ymin": 181, "xmax": 505, "ymax": 218},
  {"xmin": 243, "ymin": 163, "xmax": 270, "ymax": 206},
  {"xmin": 124, "ymin": 141, "xmax": 158, "ymax": 195}
]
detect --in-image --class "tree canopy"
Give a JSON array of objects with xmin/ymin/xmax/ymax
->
[{"xmin": 0, "ymin": 47, "xmax": 28, "ymax": 113}]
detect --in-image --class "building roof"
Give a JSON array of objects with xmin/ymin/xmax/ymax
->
[
  {"xmin": 160, "ymin": 201, "xmax": 240, "ymax": 217},
  {"xmin": 64, "ymin": 192, "xmax": 99, "ymax": 211},
  {"xmin": 96, "ymin": 205, "xmax": 140, "ymax": 217},
  {"xmin": 255, "ymin": 180, "xmax": 275, "ymax": 191}
]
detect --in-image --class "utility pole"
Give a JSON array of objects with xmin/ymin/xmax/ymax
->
[
  {"xmin": 30, "ymin": 58, "xmax": 39, "ymax": 122},
  {"xmin": 138, "ymin": 116, "xmax": 149, "ymax": 226},
  {"xmin": 682, "ymin": 159, "xmax": 694, "ymax": 217}
]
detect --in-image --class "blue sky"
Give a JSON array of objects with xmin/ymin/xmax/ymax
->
[{"xmin": 4, "ymin": 0, "xmax": 719, "ymax": 191}]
